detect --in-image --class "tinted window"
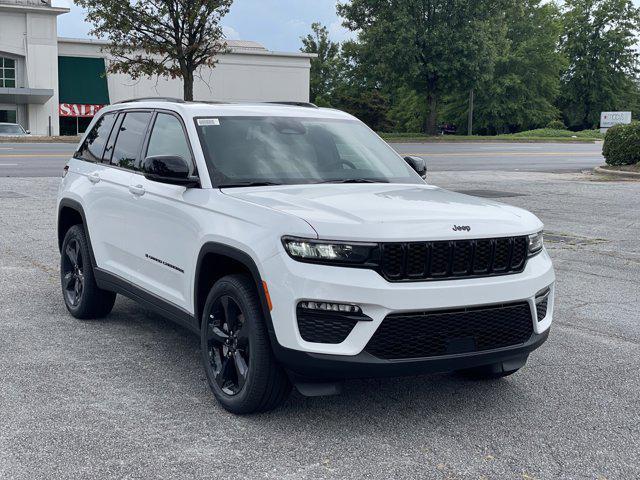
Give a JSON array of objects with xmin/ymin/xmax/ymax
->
[
  {"xmin": 111, "ymin": 112, "xmax": 152, "ymax": 170},
  {"xmin": 195, "ymin": 117, "xmax": 421, "ymax": 186},
  {"xmin": 146, "ymin": 113, "xmax": 192, "ymax": 162},
  {"xmin": 75, "ymin": 113, "xmax": 117, "ymax": 162}
]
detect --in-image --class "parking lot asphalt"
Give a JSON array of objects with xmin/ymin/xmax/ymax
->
[
  {"xmin": 1, "ymin": 168, "xmax": 638, "ymax": 478},
  {"xmin": 0, "ymin": 141, "xmax": 604, "ymax": 176}
]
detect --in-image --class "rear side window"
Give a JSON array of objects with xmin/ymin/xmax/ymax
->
[
  {"xmin": 110, "ymin": 111, "xmax": 152, "ymax": 170},
  {"xmin": 75, "ymin": 113, "xmax": 117, "ymax": 162},
  {"xmin": 145, "ymin": 113, "xmax": 192, "ymax": 163}
]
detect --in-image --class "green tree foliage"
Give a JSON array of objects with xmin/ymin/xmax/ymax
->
[
  {"xmin": 444, "ymin": 0, "xmax": 565, "ymax": 135},
  {"xmin": 75, "ymin": 0, "xmax": 233, "ymax": 101},
  {"xmin": 560, "ymin": 0, "xmax": 640, "ymax": 129},
  {"xmin": 300, "ymin": 23, "xmax": 341, "ymax": 104},
  {"xmin": 337, "ymin": 0, "xmax": 509, "ymax": 134}
]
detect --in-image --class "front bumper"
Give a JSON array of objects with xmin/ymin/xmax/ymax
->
[
  {"xmin": 274, "ymin": 329, "xmax": 549, "ymax": 380},
  {"xmin": 263, "ymin": 248, "xmax": 555, "ymax": 358}
]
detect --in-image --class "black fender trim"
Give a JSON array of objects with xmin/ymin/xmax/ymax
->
[
  {"xmin": 94, "ymin": 268, "xmax": 199, "ymax": 335},
  {"xmin": 194, "ymin": 243, "xmax": 278, "ymax": 342},
  {"xmin": 57, "ymin": 198, "xmax": 98, "ymax": 269}
]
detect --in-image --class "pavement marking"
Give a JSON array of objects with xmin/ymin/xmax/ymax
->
[
  {"xmin": 0, "ymin": 164, "xmax": 19, "ymax": 166},
  {"xmin": 403, "ymin": 152, "xmax": 604, "ymax": 157}
]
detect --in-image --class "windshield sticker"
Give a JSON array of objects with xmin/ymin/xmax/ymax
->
[{"xmin": 198, "ymin": 118, "xmax": 220, "ymax": 126}]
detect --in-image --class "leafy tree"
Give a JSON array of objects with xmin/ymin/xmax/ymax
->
[
  {"xmin": 337, "ymin": 0, "xmax": 509, "ymax": 134},
  {"xmin": 444, "ymin": 0, "xmax": 565, "ymax": 134},
  {"xmin": 76, "ymin": 0, "xmax": 233, "ymax": 101},
  {"xmin": 300, "ymin": 23, "xmax": 341, "ymax": 104},
  {"xmin": 560, "ymin": 0, "xmax": 640, "ymax": 129}
]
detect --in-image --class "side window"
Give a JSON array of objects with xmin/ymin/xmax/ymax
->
[
  {"xmin": 145, "ymin": 113, "xmax": 193, "ymax": 163},
  {"xmin": 75, "ymin": 113, "xmax": 117, "ymax": 163},
  {"xmin": 111, "ymin": 111, "xmax": 152, "ymax": 170}
]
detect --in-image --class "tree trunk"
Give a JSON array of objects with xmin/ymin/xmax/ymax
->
[
  {"xmin": 426, "ymin": 90, "xmax": 438, "ymax": 135},
  {"xmin": 183, "ymin": 70, "xmax": 194, "ymax": 101}
]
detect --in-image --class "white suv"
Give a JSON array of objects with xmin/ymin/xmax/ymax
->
[{"xmin": 57, "ymin": 99, "xmax": 554, "ymax": 414}]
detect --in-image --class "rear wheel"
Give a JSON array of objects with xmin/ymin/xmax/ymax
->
[
  {"xmin": 60, "ymin": 225, "xmax": 116, "ymax": 319},
  {"xmin": 200, "ymin": 274, "xmax": 291, "ymax": 414}
]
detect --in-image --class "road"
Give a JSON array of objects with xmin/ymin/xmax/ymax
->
[
  {"xmin": 0, "ymin": 170, "xmax": 638, "ymax": 479},
  {"xmin": 0, "ymin": 141, "xmax": 604, "ymax": 177}
]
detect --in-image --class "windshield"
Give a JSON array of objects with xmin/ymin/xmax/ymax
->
[
  {"xmin": 195, "ymin": 116, "xmax": 422, "ymax": 187},
  {"xmin": 0, "ymin": 124, "xmax": 25, "ymax": 135}
]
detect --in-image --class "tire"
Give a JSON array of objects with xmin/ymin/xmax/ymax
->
[
  {"xmin": 200, "ymin": 274, "xmax": 291, "ymax": 414},
  {"xmin": 457, "ymin": 364, "xmax": 521, "ymax": 380},
  {"xmin": 60, "ymin": 224, "xmax": 116, "ymax": 319}
]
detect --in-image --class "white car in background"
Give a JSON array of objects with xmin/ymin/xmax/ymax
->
[
  {"xmin": 57, "ymin": 99, "xmax": 554, "ymax": 414},
  {"xmin": 0, "ymin": 122, "xmax": 29, "ymax": 136}
]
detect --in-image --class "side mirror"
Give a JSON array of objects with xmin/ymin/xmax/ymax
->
[
  {"xmin": 404, "ymin": 156, "xmax": 427, "ymax": 179},
  {"xmin": 26, "ymin": 130, "xmax": 31, "ymax": 135},
  {"xmin": 141, "ymin": 155, "xmax": 199, "ymax": 187}
]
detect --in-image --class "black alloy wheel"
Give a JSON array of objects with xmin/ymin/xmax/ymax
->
[
  {"xmin": 205, "ymin": 295, "xmax": 250, "ymax": 396},
  {"xmin": 200, "ymin": 274, "xmax": 291, "ymax": 414},
  {"xmin": 62, "ymin": 238, "xmax": 84, "ymax": 308},
  {"xmin": 60, "ymin": 224, "xmax": 116, "ymax": 319}
]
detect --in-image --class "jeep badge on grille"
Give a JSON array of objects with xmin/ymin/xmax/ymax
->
[{"xmin": 453, "ymin": 225, "xmax": 471, "ymax": 232}]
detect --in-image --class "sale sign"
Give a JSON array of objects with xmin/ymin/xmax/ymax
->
[{"xmin": 59, "ymin": 104, "xmax": 106, "ymax": 118}]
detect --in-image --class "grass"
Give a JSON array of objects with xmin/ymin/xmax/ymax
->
[{"xmin": 380, "ymin": 128, "xmax": 604, "ymax": 143}]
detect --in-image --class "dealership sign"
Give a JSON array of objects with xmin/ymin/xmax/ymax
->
[
  {"xmin": 600, "ymin": 111, "xmax": 632, "ymax": 129},
  {"xmin": 59, "ymin": 104, "xmax": 106, "ymax": 118}
]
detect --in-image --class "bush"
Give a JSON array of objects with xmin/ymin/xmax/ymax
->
[
  {"xmin": 546, "ymin": 119, "xmax": 567, "ymax": 130},
  {"xmin": 603, "ymin": 122, "xmax": 640, "ymax": 166}
]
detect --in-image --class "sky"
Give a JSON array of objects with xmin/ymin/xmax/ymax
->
[{"xmin": 52, "ymin": 0, "xmax": 355, "ymax": 53}]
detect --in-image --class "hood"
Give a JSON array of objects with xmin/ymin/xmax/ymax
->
[{"xmin": 222, "ymin": 184, "xmax": 543, "ymax": 241}]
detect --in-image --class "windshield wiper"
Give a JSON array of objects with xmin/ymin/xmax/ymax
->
[
  {"xmin": 219, "ymin": 181, "xmax": 283, "ymax": 188},
  {"xmin": 318, "ymin": 178, "xmax": 390, "ymax": 184}
]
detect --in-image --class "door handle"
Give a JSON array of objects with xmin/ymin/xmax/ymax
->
[
  {"xmin": 88, "ymin": 173, "xmax": 101, "ymax": 184},
  {"xmin": 129, "ymin": 184, "xmax": 146, "ymax": 196}
]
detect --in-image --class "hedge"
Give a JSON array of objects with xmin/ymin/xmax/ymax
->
[{"xmin": 603, "ymin": 122, "xmax": 640, "ymax": 166}]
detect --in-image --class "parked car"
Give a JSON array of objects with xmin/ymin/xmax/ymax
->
[
  {"xmin": 57, "ymin": 99, "xmax": 554, "ymax": 414},
  {"xmin": 0, "ymin": 122, "xmax": 29, "ymax": 136}
]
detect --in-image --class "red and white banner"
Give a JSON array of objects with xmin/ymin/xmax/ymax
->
[{"xmin": 59, "ymin": 104, "xmax": 106, "ymax": 118}]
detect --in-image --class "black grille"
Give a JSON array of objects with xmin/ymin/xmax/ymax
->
[
  {"xmin": 379, "ymin": 236, "xmax": 528, "ymax": 282},
  {"xmin": 536, "ymin": 298, "xmax": 549, "ymax": 321},
  {"xmin": 297, "ymin": 309, "xmax": 359, "ymax": 344},
  {"xmin": 365, "ymin": 302, "xmax": 534, "ymax": 360}
]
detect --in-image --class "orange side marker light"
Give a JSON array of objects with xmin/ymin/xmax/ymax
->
[{"xmin": 262, "ymin": 281, "xmax": 273, "ymax": 311}]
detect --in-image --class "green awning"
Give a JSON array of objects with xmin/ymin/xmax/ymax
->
[{"xmin": 58, "ymin": 56, "xmax": 110, "ymax": 104}]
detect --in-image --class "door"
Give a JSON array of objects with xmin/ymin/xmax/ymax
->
[
  {"xmin": 126, "ymin": 111, "xmax": 203, "ymax": 312},
  {"xmin": 81, "ymin": 110, "xmax": 152, "ymax": 281}
]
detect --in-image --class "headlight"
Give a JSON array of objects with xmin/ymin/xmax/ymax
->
[
  {"xmin": 528, "ymin": 231, "xmax": 544, "ymax": 257},
  {"xmin": 282, "ymin": 237, "xmax": 377, "ymax": 265}
]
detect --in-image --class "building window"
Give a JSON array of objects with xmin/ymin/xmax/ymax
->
[{"xmin": 0, "ymin": 57, "xmax": 16, "ymax": 88}]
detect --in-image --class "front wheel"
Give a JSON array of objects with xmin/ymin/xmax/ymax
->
[{"xmin": 200, "ymin": 274, "xmax": 291, "ymax": 414}]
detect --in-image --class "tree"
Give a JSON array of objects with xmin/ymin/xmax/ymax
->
[
  {"xmin": 444, "ymin": 0, "xmax": 565, "ymax": 134},
  {"xmin": 300, "ymin": 23, "xmax": 341, "ymax": 104},
  {"xmin": 560, "ymin": 0, "xmax": 640, "ymax": 129},
  {"xmin": 76, "ymin": 0, "xmax": 233, "ymax": 101},
  {"xmin": 337, "ymin": 0, "xmax": 510, "ymax": 134}
]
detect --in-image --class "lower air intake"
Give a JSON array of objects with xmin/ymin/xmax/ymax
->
[{"xmin": 365, "ymin": 302, "xmax": 534, "ymax": 360}]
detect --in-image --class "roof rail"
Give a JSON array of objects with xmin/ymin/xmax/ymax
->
[
  {"xmin": 116, "ymin": 97, "xmax": 185, "ymax": 104},
  {"xmin": 266, "ymin": 101, "xmax": 319, "ymax": 108}
]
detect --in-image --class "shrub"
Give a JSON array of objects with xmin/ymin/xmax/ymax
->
[
  {"xmin": 546, "ymin": 119, "xmax": 567, "ymax": 130},
  {"xmin": 603, "ymin": 122, "xmax": 640, "ymax": 166}
]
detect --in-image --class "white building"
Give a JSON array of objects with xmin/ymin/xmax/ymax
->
[{"xmin": 0, "ymin": 0, "xmax": 314, "ymax": 135}]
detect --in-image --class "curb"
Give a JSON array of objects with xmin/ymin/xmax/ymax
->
[
  {"xmin": 594, "ymin": 166, "xmax": 640, "ymax": 179},
  {"xmin": 0, "ymin": 136, "xmax": 80, "ymax": 144}
]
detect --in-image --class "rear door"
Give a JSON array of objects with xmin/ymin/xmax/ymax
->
[
  {"xmin": 126, "ymin": 110, "xmax": 203, "ymax": 312},
  {"xmin": 83, "ymin": 110, "xmax": 152, "ymax": 281}
]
